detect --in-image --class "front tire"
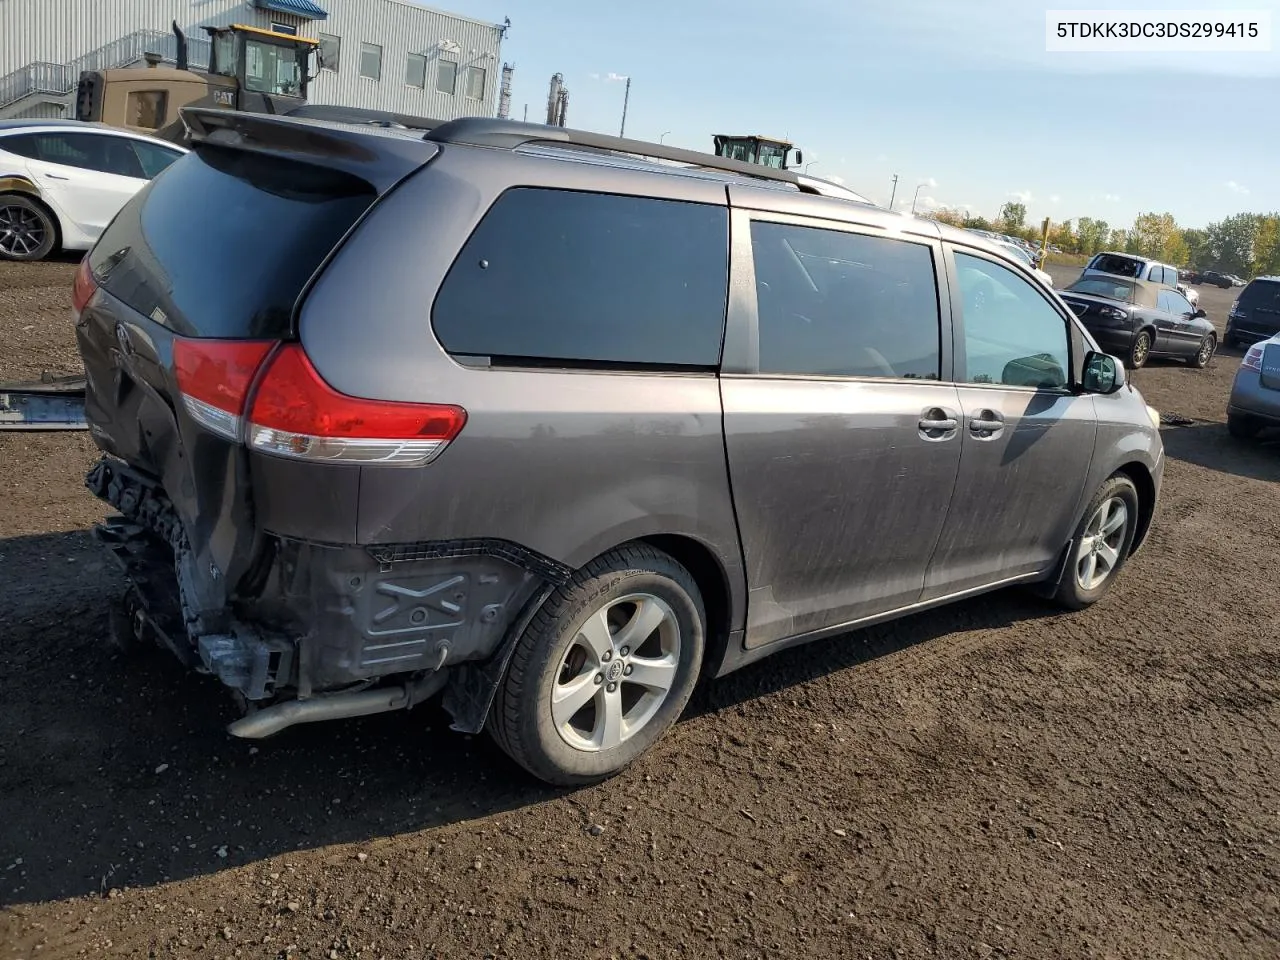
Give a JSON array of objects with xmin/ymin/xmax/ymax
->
[
  {"xmin": 1189, "ymin": 333, "xmax": 1216, "ymax": 368},
  {"xmin": 0, "ymin": 194, "xmax": 57, "ymax": 261},
  {"xmin": 1128, "ymin": 330, "xmax": 1152, "ymax": 369},
  {"xmin": 1054, "ymin": 474, "xmax": 1141, "ymax": 610},
  {"xmin": 489, "ymin": 544, "xmax": 706, "ymax": 786}
]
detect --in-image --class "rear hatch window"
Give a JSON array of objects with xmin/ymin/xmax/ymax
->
[
  {"xmin": 1088, "ymin": 254, "xmax": 1142, "ymax": 278},
  {"xmin": 1239, "ymin": 279, "xmax": 1280, "ymax": 315},
  {"xmin": 89, "ymin": 144, "xmax": 377, "ymax": 338}
]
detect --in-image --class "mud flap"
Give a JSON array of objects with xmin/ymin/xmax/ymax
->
[
  {"xmin": 441, "ymin": 582, "xmax": 557, "ymax": 735},
  {"xmin": 1027, "ymin": 538, "xmax": 1077, "ymax": 599},
  {"xmin": 0, "ymin": 375, "xmax": 87, "ymax": 430}
]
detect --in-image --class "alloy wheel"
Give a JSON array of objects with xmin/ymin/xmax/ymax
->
[
  {"xmin": 1075, "ymin": 496, "xmax": 1130, "ymax": 591},
  {"xmin": 1131, "ymin": 333, "xmax": 1150, "ymax": 367},
  {"xmin": 551, "ymin": 593, "xmax": 681, "ymax": 752},
  {"xmin": 1197, "ymin": 336, "xmax": 1215, "ymax": 366},
  {"xmin": 0, "ymin": 203, "xmax": 47, "ymax": 258}
]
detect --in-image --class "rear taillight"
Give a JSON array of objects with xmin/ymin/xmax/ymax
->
[
  {"xmin": 71, "ymin": 256, "xmax": 97, "ymax": 316},
  {"xmin": 173, "ymin": 338, "xmax": 278, "ymax": 441},
  {"xmin": 245, "ymin": 344, "xmax": 466, "ymax": 465},
  {"xmin": 1229, "ymin": 299, "xmax": 1244, "ymax": 318},
  {"xmin": 1241, "ymin": 344, "xmax": 1264, "ymax": 372}
]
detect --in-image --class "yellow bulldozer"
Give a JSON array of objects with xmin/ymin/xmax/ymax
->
[{"xmin": 74, "ymin": 21, "xmax": 320, "ymax": 145}]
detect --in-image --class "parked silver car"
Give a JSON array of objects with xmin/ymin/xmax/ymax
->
[
  {"xmin": 75, "ymin": 111, "xmax": 1165, "ymax": 785},
  {"xmin": 1227, "ymin": 334, "xmax": 1280, "ymax": 439}
]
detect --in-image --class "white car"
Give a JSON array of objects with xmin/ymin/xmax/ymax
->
[
  {"xmin": 992, "ymin": 239, "xmax": 1055, "ymax": 288},
  {"xmin": 0, "ymin": 120, "xmax": 186, "ymax": 262}
]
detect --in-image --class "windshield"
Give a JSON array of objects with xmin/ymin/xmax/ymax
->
[
  {"xmin": 1067, "ymin": 277, "xmax": 1137, "ymax": 302},
  {"xmin": 244, "ymin": 38, "xmax": 304, "ymax": 96},
  {"xmin": 756, "ymin": 142, "xmax": 789, "ymax": 169}
]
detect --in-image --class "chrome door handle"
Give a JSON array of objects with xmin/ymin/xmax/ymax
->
[
  {"xmin": 919, "ymin": 417, "xmax": 958, "ymax": 430},
  {"xmin": 919, "ymin": 406, "xmax": 960, "ymax": 441},
  {"xmin": 970, "ymin": 418, "xmax": 1003, "ymax": 431}
]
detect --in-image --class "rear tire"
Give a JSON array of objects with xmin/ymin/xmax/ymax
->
[
  {"xmin": 1054, "ymin": 474, "xmax": 1141, "ymax": 611},
  {"xmin": 0, "ymin": 194, "xmax": 57, "ymax": 262},
  {"xmin": 488, "ymin": 544, "xmax": 706, "ymax": 786}
]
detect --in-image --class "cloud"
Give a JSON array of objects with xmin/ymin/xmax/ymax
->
[
  {"xmin": 1102, "ymin": 193, "xmax": 1120, "ymax": 202},
  {"xmin": 605, "ymin": 72, "xmax": 628, "ymax": 82},
  {"xmin": 588, "ymin": 72, "xmax": 600, "ymax": 79},
  {"xmin": 922, "ymin": 177, "xmax": 938, "ymax": 188},
  {"xmin": 875, "ymin": 153, "xmax": 888, "ymax": 163},
  {"xmin": 1226, "ymin": 180, "xmax": 1250, "ymax": 195},
  {"xmin": 1049, "ymin": 194, "xmax": 1061, "ymax": 204},
  {"xmin": 1010, "ymin": 189, "xmax": 1033, "ymax": 204}
]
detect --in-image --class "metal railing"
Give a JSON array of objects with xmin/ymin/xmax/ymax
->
[{"xmin": 0, "ymin": 29, "xmax": 211, "ymax": 112}]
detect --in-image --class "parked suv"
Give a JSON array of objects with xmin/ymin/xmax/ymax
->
[
  {"xmin": 75, "ymin": 111, "xmax": 1165, "ymax": 785},
  {"xmin": 1225, "ymin": 276, "xmax": 1280, "ymax": 349}
]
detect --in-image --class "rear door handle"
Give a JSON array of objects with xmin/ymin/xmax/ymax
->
[
  {"xmin": 44, "ymin": 173, "xmax": 70, "ymax": 180},
  {"xmin": 969, "ymin": 410, "xmax": 1005, "ymax": 438}
]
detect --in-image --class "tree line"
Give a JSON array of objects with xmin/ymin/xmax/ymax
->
[{"xmin": 926, "ymin": 201, "xmax": 1280, "ymax": 277}]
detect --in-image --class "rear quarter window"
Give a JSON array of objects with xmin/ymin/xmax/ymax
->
[
  {"xmin": 431, "ymin": 188, "xmax": 729, "ymax": 368},
  {"xmin": 90, "ymin": 145, "xmax": 376, "ymax": 338}
]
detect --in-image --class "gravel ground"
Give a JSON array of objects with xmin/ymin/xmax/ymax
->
[{"xmin": 1, "ymin": 260, "xmax": 1277, "ymax": 960}]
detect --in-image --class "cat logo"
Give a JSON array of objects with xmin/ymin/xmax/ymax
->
[{"xmin": 213, "ymin": 89, "xmax": 234, "ymax": 106}]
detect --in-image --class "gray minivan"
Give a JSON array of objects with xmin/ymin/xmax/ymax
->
[{"xmin": 75, "ymin": 111, "xmax": 1164, "ymax": 785}]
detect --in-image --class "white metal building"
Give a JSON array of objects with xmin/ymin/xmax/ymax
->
[{"xmin": 0, "ymin": 0, "xmax": 508, "ymax": 121}]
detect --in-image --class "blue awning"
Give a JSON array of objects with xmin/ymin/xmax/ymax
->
[{"xmin": 254, "ymin": 0, "xmax": 328, "ymax": 21}]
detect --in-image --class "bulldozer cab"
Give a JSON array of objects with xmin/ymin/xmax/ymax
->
[
  {"xmin": 76, "ymin": 24, "xmax": 317, "ymax": 145},
  {"xmin": 205, "ymin": 24, "xmax": 316, "ymax": 104},
  {"xmin": 712, "ymin": 134, "xmax": 801, "ymax": 170}
]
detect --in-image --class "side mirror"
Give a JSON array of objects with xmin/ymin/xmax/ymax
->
[
  {"xmin": 793, "ymin": 149, "xmax": 803, "ymax": 166},
  {"xmin": 1082, "ymin": 351, "xmax": 1126, "ymax": 394},
  {"xmin": 1194, "ymin": 308, "xmax": 1207, "ymax": 319}
]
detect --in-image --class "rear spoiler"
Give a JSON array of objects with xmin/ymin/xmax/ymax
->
[
  {"xmin": 180, "ymin": 107, "xmax": 439, "ymax": 193},
  {"xmin": 282, "ymin": 103, "xmax": 447, "ymax": 133}
]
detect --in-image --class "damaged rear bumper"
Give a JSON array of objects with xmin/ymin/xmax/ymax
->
[{"xmin": 86, "ymin": 456, "xmax": 567, "ymax": 733}]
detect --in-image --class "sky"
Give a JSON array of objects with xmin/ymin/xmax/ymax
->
[{"xmin": 442, "ymin": 0, "xmax": 1278, "ymax": 230}]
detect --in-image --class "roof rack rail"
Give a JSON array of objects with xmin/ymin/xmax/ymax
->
[
  {"xmin": 423, "ymin": 118, "xmax": 814, "ymax": 191},
  {"xmin": 282, "ymin": 104, "xmax": 447, "ymax": 132}
]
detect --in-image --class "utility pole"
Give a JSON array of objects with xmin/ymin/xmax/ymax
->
[
  {"xmin": 889, "ymin": 174, "xmax": 899, "ymax": 210},
  {"xmin": 523, "ymin": 103, "xmax": 527, "ymax": 122},
  {"xmin": 619, "ymin": 76, "xmax": 631, "ymax": 137},
  {"xmin": 910, "ymin": 183, "xmax": 926, "ymax": 215}
]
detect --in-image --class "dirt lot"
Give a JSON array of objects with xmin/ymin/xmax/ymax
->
[{"xmin": 1, "ymin": 260, "xmax": 1277, "ymax": 960}]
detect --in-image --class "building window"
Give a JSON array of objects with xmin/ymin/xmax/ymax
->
[
  {"xmin": 318, "ymin": 33, "xmax": 340, "ymax": 72},
  {"xmin": 436, "ymin": 59, "xmax": 457, "ymax": 94},
  {"xmin": 463, "ymin": 64, "xmax": 486, "ymax": 99},
  {"xmin": 406, "ymin": 53, "xmax": 427, "ymax": 88},
  {"xmin": 269, "ymin": 22, "xmax": 298, "ymax": 36},
  {"xmin": 359, "ymin": 42, "xmax": 382, "ymax": 81}
]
